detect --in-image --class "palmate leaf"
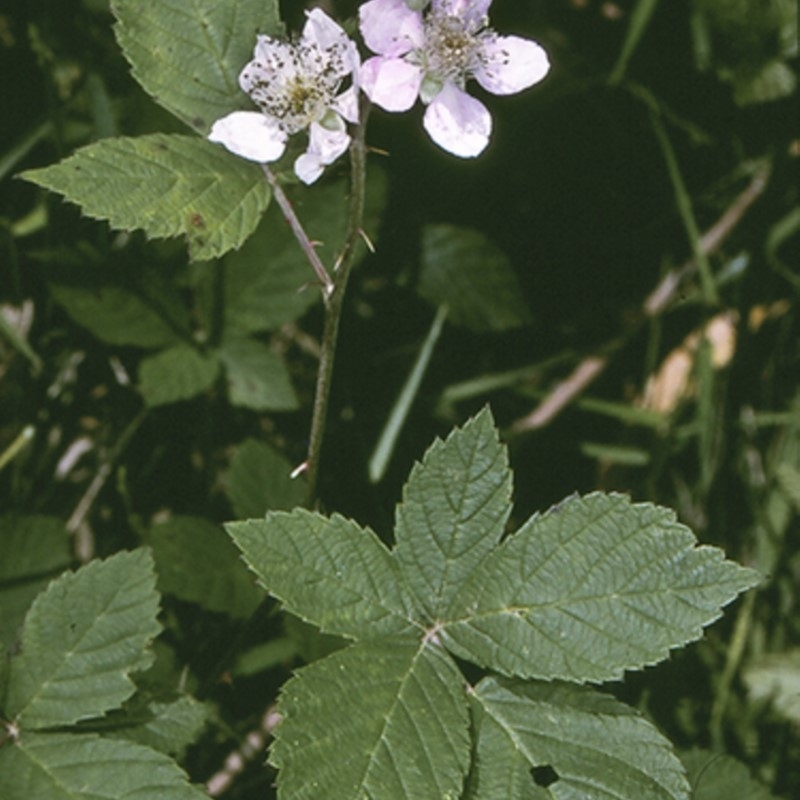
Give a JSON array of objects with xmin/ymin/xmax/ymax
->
[
  {"xmin": 270, "ymin": 638, "xmax": 470, "ymax": 800},
  {"xmin": 441, "ymin": 492, "xmax": 761, "ymax": 682},
  {"xmin": 22, "ymin": 134, "xmax": 270, "ymax": 261},
  {"xmin": 467, "ymin": 678, "xmax": 690, "ymax": 800},
  {"xmin": 112, "ymin": 0, "xmax": 282, "ymax": 133},
  {"xmin": 0, "ymin": 732, "xmax": 206, "ymax": 800},
  {"xmin": 225, "ymin": 411, "xmax": 761, "ymax": 798},
  {"xmin": 227, "ymin": 511, "xmax": 413, "ymax": 640},
  {"xmin": 393, "ymin": 408, "xmax": 512, "ymax": 621},
  {"xmin": 2, "ymin": 549, "xmax": 161, "ymax": 728}
]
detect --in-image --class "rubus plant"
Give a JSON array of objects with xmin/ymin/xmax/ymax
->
[
  {"xmin": 1, "ymin": 0, "xmax": 786, "ymax": 798},
  {"xmin": 226, "ymin": 409, "xmax": 760, "ymax": 798}
]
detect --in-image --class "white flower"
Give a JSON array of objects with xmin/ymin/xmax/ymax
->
[
  {"xmin": 209, "ymin": 9, "xmax": 360, "ymax": 184},
  {"xmin": 359, "ymin": 0, "xmax": 550, "ymax": 157}
]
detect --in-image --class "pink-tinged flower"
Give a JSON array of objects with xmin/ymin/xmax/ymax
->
[
  {"xmin": 209, "ymin": 9, "xmax": 360, "ymax": 184},
  {"xmin": 359, "ymin": 0, "xmax": 550, "ymax": 157}
]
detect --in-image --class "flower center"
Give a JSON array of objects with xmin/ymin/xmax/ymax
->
[
  {"xmin": 242, "ymin": 38, "xmax": 350, "ymax": 134},
  {"xmin": 422, "ymin": 13, "xmax": 486, "ymax": 84}
]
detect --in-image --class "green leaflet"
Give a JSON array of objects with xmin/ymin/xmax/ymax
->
[
  {"xmin": 222, "ymin": 438, "xmax": 306, "ymax": 518},
  {"xmin": 23, "ymin": 134, "xmax": 270, "ymax": 261},
  {"xmin": 468, "ymin": 677, "xmax": 690, "ymax": 800},
  {"xmin": 418, "ymin": 224, "xmax": 532, "ymax": 332},
  {"xmin": 270, "ymin": 638, "xmax": 470, "ymax": 800},
  {"xmin": 227, "ymin": 510, "xmax": 413, "ymax": 641},
  {"xmin": 112, "ymin": 0, "xmax": 282, "ymax": 133},
  {"xmin": 0, "ymin": 732, "xmax": 207, "ymax": 800},
  {"xmin": 139, "ymin": 343, "xmax": 221, "ymax": 407},
  {"xmin": 3, "ymin": 549, "xmax": 161, "ymax": 728},
  {"xmin": 440, "ymin": 491, "xmax": 761, "ymax": 682},
  {"xmin": 0, "ymin": 515, "xmax": 71, "ymax": 650},
  {"xmin": 217, "ymin": 337, "xmax": 299, "ymax": 411},
  {"xmin": 143, "ymin": 516, "xmax": 264, "ymax": 619},
  {"xmin": 48, "ymin": 283, "xmax": 188, "ymax": 350},
  {"xmin": 680, "ymin": 749, "xmax": 775, "ymax": 800},
  {"xmin": 393, "ymin": 408, "xmax": 513, "ymax": 621}
]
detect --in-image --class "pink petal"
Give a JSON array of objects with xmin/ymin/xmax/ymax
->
[
  {"xmin": 295, "ymin": 121, "xmax": 351, "ymax": 185},
  {"xmin": 361, "ymin": 57, "xmax": 424, "ymax": 112},
  {"xmin": 208, "ymin": 112, "xmax": 287, "ymax": 163},
  {"xmin": 422, "ymin": 83, "xmax": 491, "ymax": 158},
  {"xmin": 474, "ymin": 35, "xmax": 550, "ymax": 95},
  {"xmin": 359, "ymin": 0, "xmax": 424, "ymax": 57},
  {"xmin": 332, "ymin": 86, "xmax": 360, "ymax": 124}
]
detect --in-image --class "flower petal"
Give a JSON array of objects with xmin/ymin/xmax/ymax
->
[
  {"xmin": 302, "ymin": 7, "xmax": 349, "ymax": 51},
  {"xmin": 361, "ymin": 56, "xmax": 424, "ymax": 112},
  {"xmin": 433, "ymin": 0, "xmax": 492, "ymax": 28},
  {"xmin": 208, "ymin": 111, "xmax": 287, "ymax": 163},
  {"xmin": 474, "ymin": 35, "xmax": 550, "ymax": 95},
  {"xmin": 422, "ymin": 83, "xmax": 491, "ymax": 157},
  {"xmin": 332, "ymin": 86, "xmax": 360, "ymax": 124},
  {"xmin": 359, "ymin": 0, "xmax": 424, "ymax": 57},
  {"xmin": 295, "ymin": 121, "xmax": 351, "ymax": 184}
]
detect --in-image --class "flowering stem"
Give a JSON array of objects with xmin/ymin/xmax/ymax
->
[
  {"xmin": 304, "ymin": 109, "xmax": 369, "ymax": 506},
  {"xmin": 261, "ymin": 165, "xmax": 334, "ymax": 295}
]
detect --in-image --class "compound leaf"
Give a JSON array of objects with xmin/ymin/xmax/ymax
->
[
  {"xmin": 227, "ymin": 510, "xmax": 413, "ymax": 641},
  {"xmin": 23, "ymin": 135, "xmax": 270, "ymax": 261},
  {"xmin": 112, "ymin": 0, "xmax": 281, "ymax": 133},
  {"xmin": 270, "ymin": 638, "xmax": 470, "ymax": 800},
  {"xmin": 393, "ymin": 407, "xmax": 512, "ymax": 621},
  {"xmin": 3, "ymin": 549, "xmax": 161, "ymax": 728},
  {"xmin": 0, "ymin": 732, "xmax": 206, "ymax": 800},
  {"xmin": 468, "ymin": 677, "xmax": 690, "ymax": 800},
  {"xmin": 442, "ymin": 492, "xmax": 761, "ymax": 682}
]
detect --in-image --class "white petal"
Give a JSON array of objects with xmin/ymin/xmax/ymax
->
[
  {"xmin": 433, "ymin": 0, "xmax": 492, "ymax": 28},
  {"xmin": 474, "ymin": 35, "xmax": 550, "ymax": 95},
  {"xmin": 422, "ymin": 83, "xmax": 491, "ymax": 157},
  {"xmin": 359, "ymin": 0, "xmax": 424, "ymax": 57},
  {"xmin": 208, "ymin": 112, "xmax": 287, "ymax": 163},
  {"xmin": 295, "ymin": 121, "xmax": 351, "ymax": 185},
  {"xmin": 360, "ymin": 57, "xmax": 423, "ymax": 112},
  {"xmin": 332, "ymin": 86, "xmax": 360, "ymax": 124},
  {"xmin": 303, "ymin": 8, "xmax": 349, "ymax": 51}
]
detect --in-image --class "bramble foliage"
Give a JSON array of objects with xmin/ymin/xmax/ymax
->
[
  {"xmin": 227, "ymin": 409, "xmax": 759, "ymax": 799},
  {"xmin": 2, "ymin": 0, "xmax": 798, "ymax": 798}
]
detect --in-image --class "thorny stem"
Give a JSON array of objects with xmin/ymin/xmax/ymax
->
[
  {"xmin": 304, "ymin": 106, "xmax": 369, "ymax": 506},
  {"xmin": 262, "ymin": 165, "xmax": 334, "ymax": 296}
]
